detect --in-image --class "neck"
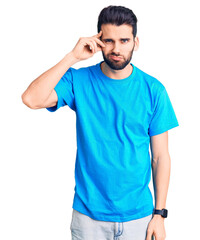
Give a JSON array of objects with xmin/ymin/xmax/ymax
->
[{"xmin": 101, "ymin": 61, "xmax": 133, "ymax": 80}]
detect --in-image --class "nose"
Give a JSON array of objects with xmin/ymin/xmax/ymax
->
[{"xmin": 112, "ymin": 42, "xmax": 120, "ymax": 54}]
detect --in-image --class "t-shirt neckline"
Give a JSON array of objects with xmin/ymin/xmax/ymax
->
[{"xmin": 96, "ymin": 61, "xmax": 136, "ymax": 83}]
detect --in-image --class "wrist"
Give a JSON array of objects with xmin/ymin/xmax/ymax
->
[
  {"xmin": 153, "ymin": 208, "xmax": 168, "ymax": 218},
  {"xmin": 153, "ymin": 214, "xmax": 165, "ymax": 221},
  {"xmin": 68, "ymin": 51, "xmax": 81, "ymax": 63},
  {"xmin": 64, "ymin": 51, "xmax": 80, "ymax": 65}
]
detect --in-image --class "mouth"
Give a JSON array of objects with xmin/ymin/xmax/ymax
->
[{"xmin": 110, "ymin": 55, "xmax": 122, "ymax": 61}]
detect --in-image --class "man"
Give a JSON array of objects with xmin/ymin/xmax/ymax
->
[{"xmin": 21, "ymin": 5, "xmax": 179, "ymax": 240}]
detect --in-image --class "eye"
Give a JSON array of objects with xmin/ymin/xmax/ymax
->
[
  {"xmin": 121, "ymin": 39, "xmax": 129, "ymax": 43},
  {"xmin": 104, "ymin": 39, "xmax": 113, "ymax": 43}
]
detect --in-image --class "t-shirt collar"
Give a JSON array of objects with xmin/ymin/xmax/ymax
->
[{"xmin": 96, "ymin": 61, "xmax": 136, "ymax": 83}]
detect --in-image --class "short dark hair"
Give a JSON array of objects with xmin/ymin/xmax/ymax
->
[{"xmin": 97, "ymin": 5, "xmax": 138, "ymax": 37}]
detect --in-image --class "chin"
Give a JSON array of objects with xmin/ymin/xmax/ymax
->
[{"xmin": 105, "ymin": 59, "xmax": 131, "ymax": 70}]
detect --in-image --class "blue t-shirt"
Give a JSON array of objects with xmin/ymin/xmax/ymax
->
[{"xmin": 46, "ymin": 61, "xmax": 179, "ymax": 222}]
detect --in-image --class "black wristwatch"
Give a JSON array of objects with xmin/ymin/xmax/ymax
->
[{"xmin": 153, "ymin": 208, "xmax": 168, "ymax": 218}]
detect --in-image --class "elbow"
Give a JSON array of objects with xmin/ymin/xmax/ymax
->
[
  {"xmin": 21, "ymin": 92, "xmax": 37, "ymax": 109},
  {"xmin": 151, "ymin": 157, "xmax": 159, "ymax": 168},
  {"xmin": 151, "ymin": 153, "xmax": 171, "ymax": 166}
]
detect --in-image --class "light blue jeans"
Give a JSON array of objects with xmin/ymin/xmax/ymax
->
[{"xmin": 70, "ymin": 209, "xmax": 153, "ymax": 240}]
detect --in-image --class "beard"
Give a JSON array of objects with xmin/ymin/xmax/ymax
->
[{"xmin": 101, "ymin": 47, "xmax": 134, "ymax": 70}]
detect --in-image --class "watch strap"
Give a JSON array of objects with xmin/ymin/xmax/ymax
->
[{"xmin": 153, "ymin": 208, "xmax": 168, "ymax": 218}]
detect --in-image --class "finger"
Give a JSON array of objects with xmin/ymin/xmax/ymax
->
[
  {"xmin": 93, "ymin": 37, "xmax": 106, "ymax": 48},
  {"xmin": 93, "ymin": 30, "xmax": 103, "ymax": 38},
  {"xmin": 87, "ymin": 40, "xmax": 96, "ymax": 54},
  {"xmin": 89, "ymin": 39, "xmax": 104, "ymax": 53},
  {"xmin": 146, "ymin": 229, "xmax": 153, "ymax": 240},
  {"xmin": 146, "ymin": 233, "xmax": 151, "ymax": 240},
  {"xmin": 94, "ymin": 31, "xmax": 103, "ymax": 40},
  {"xmin": 82, "ymin": 39, "xmax": 94, "ymax": 53},
  {"xmin": 89, "ymin": 40, "xmax": 98, "ymax": 53}
]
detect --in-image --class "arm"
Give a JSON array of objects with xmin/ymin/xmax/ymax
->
[
  {"xmin": 21, "ymin": 31, "xmax": 105, "ymax": 109},
  {"xmin": 146, "ymin": 131, "xmax": 170, "ymax": 240},
  {"xmin": 21, "ymin": 52, "xmax": 78, "ymax": 109}
]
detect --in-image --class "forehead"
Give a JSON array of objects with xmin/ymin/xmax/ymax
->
[{"xmin": 101, "ymin": 24, "xmax": 133, "ymax": 39}]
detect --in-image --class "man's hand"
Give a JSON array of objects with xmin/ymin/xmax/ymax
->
[
  {"xmin": 146, "ymin": 215, "xmax": 166, "ymax": 240},
  {"xmin": 71, "ymin": 31, "xmax": 105, "ymax": 61}
]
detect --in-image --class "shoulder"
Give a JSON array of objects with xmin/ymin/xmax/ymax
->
[
  {"xmin": 134, "ymin": 65, "xmax": 166, "ymax": 94},
  {"xmin": 68, "ymin": 62, "xmax": 100, "ymax": 83},
  {"xmin": 70, "ymin": 62, "xmax": 98, "ymax": 74},
  {"xmin": 66, "ymin": 63, "xmax": 99, "ymax": 86}
]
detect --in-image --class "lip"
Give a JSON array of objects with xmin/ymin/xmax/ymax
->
[{"xmin": 110, "ymin": 55, "xmax": 122, "ymax": 61}]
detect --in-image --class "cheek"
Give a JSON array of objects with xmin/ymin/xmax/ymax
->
[
  {"xmin": 102, "ymin": 47, "xmax": 111, "ymax": 55},
  {"xmin": 123, "ymin": 44, "xmax": 134, "ymax": 50},
  {"xmin": 122, "ymin": 46, "xmax": 134, "ymax": 55}
]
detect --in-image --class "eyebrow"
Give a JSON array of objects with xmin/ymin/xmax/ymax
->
[{"xmin": 102, "ymin": 38, "xmax": 131, "ymax": 41}]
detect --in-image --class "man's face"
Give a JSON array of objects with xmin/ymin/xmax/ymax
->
[{"xmin": 100, "ymin": 24, "xmax": 138, "ymax": 70}]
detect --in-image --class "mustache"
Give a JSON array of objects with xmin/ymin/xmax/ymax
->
[
  {"xmin": 109, "ymin": 53, "xmax": 123, "ymax": 58},
  {"xmin": 110, "ymin": 53, "xmax": 120, "ymax": 56}
]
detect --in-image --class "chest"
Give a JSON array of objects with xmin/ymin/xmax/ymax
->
[{"xmin": 75, "ymin": 79, "xmax": 153, "ymax": 137}]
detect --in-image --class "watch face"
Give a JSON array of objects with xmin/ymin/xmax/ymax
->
[{"xmin": 162, "ymin": 209, "xmax": 168, "ymax": 218}]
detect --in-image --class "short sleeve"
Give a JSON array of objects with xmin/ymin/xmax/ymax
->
[
  {"xmin": 148, "ymin": 87, "xmax": 179, "ymax": 136},
  {"xmin": 46, "ymin": 68, "xmax": 76, "ymax": 112}
]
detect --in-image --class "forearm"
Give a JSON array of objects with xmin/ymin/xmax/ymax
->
[
  {"xmin": 21, "ymin": 51, "xmax": 79, "ymax": 108},
  {"xmin": 152, "ymin": 154, "xmax": 171, "ymax": 210}
]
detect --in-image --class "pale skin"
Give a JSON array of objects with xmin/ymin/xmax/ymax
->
[{"xmin": 22, "ymin": 23, "xmax": 170, "ymax": 240}]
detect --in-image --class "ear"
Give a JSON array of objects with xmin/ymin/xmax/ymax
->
[{"xmin": 133, "ymin": 36, "xmax": 139, "ymax": 51}]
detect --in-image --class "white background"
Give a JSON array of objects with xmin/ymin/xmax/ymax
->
[{"xmin": 0, "ymin": 0, "xmax": 199, "ymax": 239}]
